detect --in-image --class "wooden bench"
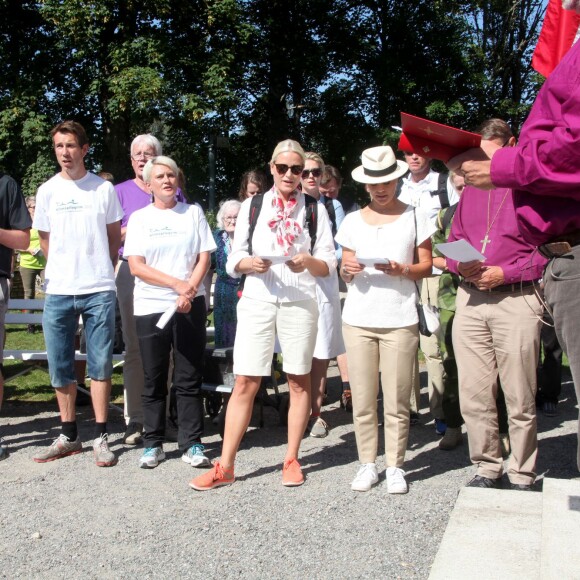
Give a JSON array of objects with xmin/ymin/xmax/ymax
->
[
  {"xmin": 3, "ymin": 298, "xmax": 218, "ymax": 398},
  {"xmin": 3, "ymin": 298, "xmax": 125, "ymax": 410}
]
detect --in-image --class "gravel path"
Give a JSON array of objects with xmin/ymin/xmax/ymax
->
[{"xmin": 1, "ymin": 364, "xmax": 578, "ymax": 579}]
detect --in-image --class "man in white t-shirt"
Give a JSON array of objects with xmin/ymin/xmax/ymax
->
[
  {"xmin": 397, "ymin": 151, "xmax": 459, "ymax": 434},
  {"xmin": 32, "ymin": 121, "xmax": 123, "ymax": 467}
]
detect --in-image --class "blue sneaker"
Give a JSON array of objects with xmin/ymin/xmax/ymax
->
[
  {"xmin": 139, "ymin": 447, "xmax": 165, "ymax": 469},
  {"xmin": 435, "ymin": 418, "xmax": 447, "ymax": 436},
  {"xmin": 182, "ymin": 443, "xmax": 211, "ymax": 467}
]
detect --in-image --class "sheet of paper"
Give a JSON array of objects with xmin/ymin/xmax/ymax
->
[
  {"xmin": 356, "ymin": 256, "xmax": 391, "ymax": 267},
  {"xmin": 258, "ymin": 255, "xmax": 292, "ymax": 265},
  {"xmin": 156, "ymin": 303, "xmax": 177, "ymax": 329},
  {"xmin": 435, "ymin": 239, "xmax": 486, "ymax": 262}
]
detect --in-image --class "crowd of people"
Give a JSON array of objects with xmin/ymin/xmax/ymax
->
[{"xmin": 1, "ymin": 5, "xmax": 580, "ymax": 491}]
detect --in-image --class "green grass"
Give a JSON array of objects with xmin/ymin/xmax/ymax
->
[{"xmin": 3, "ymin": 325, "xmax": 124, "ymax": 404}]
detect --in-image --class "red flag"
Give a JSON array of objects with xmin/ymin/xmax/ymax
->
[{"xmin": 532, "ymin": 0, "xmax": 580, "ymax": 77}]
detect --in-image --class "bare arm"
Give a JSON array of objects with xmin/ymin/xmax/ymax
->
[
  {"xmin": 107, "ymin": 221, "xmax": 122, "ymax": 268},
  {"xmin": 374, "ymin": 240, "xmax": 433, "ymax": 281},
  {"xmin": 0, "ymin": 228, "xmax": 30, "ymax": 251},
  {"xmin": 38, "ymin": 231, "xmax": 50, "ymax": 259},
  {"xmin": 187, "ymin": 251, "xmax": 211, "ymax": 293}
]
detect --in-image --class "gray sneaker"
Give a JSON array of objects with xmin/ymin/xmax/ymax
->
[
  {"xmin": 139, "ymin": 447, "xmax": 165, "ymax": 469},
  {"xmin": 309, "ymin": 417, "xmax": 329, "ymax": 438},
  {"xmin": 33, "ymin": 434, "xmax": 83, "ymax": 463},
  {"xmin": 93, "ymin": 434, "xmax": 117, "ymax": 467},
  {"xmin": 182, "ymin": 443, "xmax": 211, "ymax": 467},
  {"xmin": 123, "ymin": 422, "xmax": 143, "ymax": 446}
]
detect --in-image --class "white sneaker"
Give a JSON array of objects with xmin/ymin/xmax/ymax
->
[
  {"xmin": 181, "ymin": 443, "xmax": 211, "ymax": 467},
  {"xmin": 386, "ymin": 467, "xmax": 408, "ymax": 494},
  {"xmin": 351, "ymin": 463, "xmax": 379, "ymax": 492},
  {"xmin": 139, "ymin": 447, "xmax": 165, "ymax": 469}
]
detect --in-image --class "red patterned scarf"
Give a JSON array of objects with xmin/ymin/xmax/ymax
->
[{"xmin": 268, "ymin": 190, "xmax": 303, "ymax": 255}]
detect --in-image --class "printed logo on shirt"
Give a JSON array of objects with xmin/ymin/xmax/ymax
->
[
  {"xmin": 55, "ymin": 199, "xmax": 87, "ymax": 213},
  {"xmin": 147, "ymin": 226, "xmax": 186, "ymax": 239}
]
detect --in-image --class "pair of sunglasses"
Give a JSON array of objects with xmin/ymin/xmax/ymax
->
[
  {"xmin": 274, "ymin": 163, "xmax": 304, "ymax": 176},
  {"xmin": 301, "ymin": 168, "xmax": 322, "ymax": 179}
]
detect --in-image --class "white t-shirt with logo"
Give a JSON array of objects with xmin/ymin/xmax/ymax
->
[
  {"xmin": 124, "ymin": 202, "xmax": 216, "ymax": 315},
  {"xmin": 34, "ymin": 172, "xmax": 123, "ymax": 295}
]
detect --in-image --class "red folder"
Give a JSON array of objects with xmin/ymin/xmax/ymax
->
[{"xmin": 397, "ymin": 113, "xmax": 481, "ymax": 163}]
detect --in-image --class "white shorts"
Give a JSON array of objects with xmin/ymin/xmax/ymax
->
[
  {"xmin": 234, "ymin": 296, "xmax": 318, "ymax": 376},
  {"xmin": 313, "ymin": 296, "xmax": 345, "ymax": 360}
]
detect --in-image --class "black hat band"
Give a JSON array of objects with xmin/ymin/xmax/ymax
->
[{"xmin": 363, "ymin": 161, "xmax": 398, "ymax": 177}]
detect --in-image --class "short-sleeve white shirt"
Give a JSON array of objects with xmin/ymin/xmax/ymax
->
[
  {"xmin": 33, "ymin": 172, "xmax": 123, "ymax": 295},
  {"xmin": 398, "ymin": 170, "xmax": 459, "ymax": 224},
  {"xmin": 124, "ymin": 202, "xmax": 216, "ymax": 315},
  {"xmin": 227, "ymin": 189, "xmax": 337, "ymax": 303},
  {"xmin": 335, "ymin": 206, "xmax": 436, "ymax": 328}
]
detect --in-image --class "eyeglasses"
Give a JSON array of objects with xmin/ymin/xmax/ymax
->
[
  {"xmin": 301, "ymin": 168, "xmax": 322, "ymax": 179},
  {"xmin": 274, "ymin": 163, "xmax": 304, "ymax": 176},
  {"xmin": 131, "ymin": 153, "xmax": 155, "ymax": 161},
  {"xmin": 224, "ymin": 216, "xmax": 238, "ymax": 223}
]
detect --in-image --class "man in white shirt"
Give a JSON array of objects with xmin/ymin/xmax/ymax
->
[
  {"xmin": 397, "ymin": 151, "xmax": 459, "ymax": 434},
  {"xmin": 32, "ymin": 121, "xmax": 123, "ymax": 467}
]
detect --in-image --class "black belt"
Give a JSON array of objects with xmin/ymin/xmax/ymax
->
[
  {"xmin": 538, "ymin": 230, "xmax": 580, "ymax": 259},
  {"xmin": 462, "ymin": 280, "xmax": 537, "ymax": 293}
]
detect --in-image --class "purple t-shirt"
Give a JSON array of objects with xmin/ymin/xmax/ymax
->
[
  {"xmin": 490, "ymin": 39, "xmax": 580, "ymax": 246},
  {"xmin": 115, "ymin": 179, "xmax": 186, "ymax": 257},
  {"xmin": 447, "ymin": 185, "xmax": 546, "ymax": 283}
]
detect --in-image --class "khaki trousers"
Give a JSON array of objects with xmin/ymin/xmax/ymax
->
[
  {"xmin": 453, "ymin": 285, "xmax": 542, "ymax": 484},
  {"xmin": 343, "ymin": 323, "xmax": 419, "ymax": 467},
  {"xmin": 116, "ymin": 261, "xmax": 145, "ymax": 425}
]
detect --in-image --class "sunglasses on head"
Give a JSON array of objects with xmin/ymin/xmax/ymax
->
[
  {"xmin": 302, "ymin": 168, "xmax": 322, "ymax": 179},
  {"xmin": 274, "ymin": 163, "xmax": 304, "ymax": 176}
]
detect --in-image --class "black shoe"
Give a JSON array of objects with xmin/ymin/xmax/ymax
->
[
  {"xmin": 542, "ymin": 401, "xmax": 558, "ymax": 417},
  {"xmin": 409, "ymin": 412, "xmax": 420, "ymax": 426},
  {"xmin": 466, "ymin": 475, "xmax": 502, "ymax": 489},
  {"xmin": 509, "ymin": 482, "xmax": 537, "ymax": 491}
]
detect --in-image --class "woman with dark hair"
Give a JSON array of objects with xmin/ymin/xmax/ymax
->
[
  {"xmin": 237, "ymin": 169, "xmax": 268, "ymax": 201},
  {"xmin": 336, "ymin": 145, "xmax": 434, "ymax": 494}
]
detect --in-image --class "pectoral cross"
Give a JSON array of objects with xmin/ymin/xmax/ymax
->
[{"xmin": 481, "ymin": 234, "xmax": 491, "ymax": 253}]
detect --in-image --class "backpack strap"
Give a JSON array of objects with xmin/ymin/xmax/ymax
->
[
  {"xmin": 323, "ymin": 196, "xmax": 337, "ymax": 236},
  {"xmin": 237, "ymin": 194, "xmax": 264, "ymax": 297},
  {"xmin": 247, "ymin": 193, "xmax": 265, "ymax": 256},
  {"xmin": 431, "ymin": 172, "xmax": 449, "ymax": 208},
  {"xmin": 440, "ymin": 202, "xmax": 458, "ymax": 233},
  {"xmin": 303, "ymin": 194, "xmax": 318, "ymax": 254}
]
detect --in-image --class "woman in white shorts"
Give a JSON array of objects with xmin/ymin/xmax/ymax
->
[
  {"xmin": 336, "ymin": 145, "xmax": 435, "ymax": 494},
  {"xmin": 301, "ymin": 151, "xmax": 345, "ymax": 438},
  {"xmin": 190, "ymin": 139, "xmax": 336, "ymax": 491}
]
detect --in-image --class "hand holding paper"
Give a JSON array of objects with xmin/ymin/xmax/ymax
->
[{"xmin": 435, "ymin": 239, "xmax": 485, "ymax": 263}]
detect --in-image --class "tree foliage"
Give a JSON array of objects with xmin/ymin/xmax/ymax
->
[{"xmin": 0, "ymin": 0, "xmax": 547, "ymax": 202}]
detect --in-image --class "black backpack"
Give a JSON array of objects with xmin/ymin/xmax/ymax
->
[
  {"xmin": 396, "ymin": 172, "xmax": 449, "ymax": 209},
  {"xmin": 237, "ymin": 193, "xmax": 319, "ymax": 297}
]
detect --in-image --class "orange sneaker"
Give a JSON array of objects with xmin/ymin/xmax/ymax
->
[
  {"xmin": 282, "ymin": 458, "xmax": 304, "ymax": 487},
  {"xmin": 189, "ymin": 460, "xmax": 235, "ymax": 491}
]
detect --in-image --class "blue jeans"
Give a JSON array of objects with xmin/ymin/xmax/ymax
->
[{"xmin": 43, "ymin": 291, "xmax": 116, "ymax": 388}]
